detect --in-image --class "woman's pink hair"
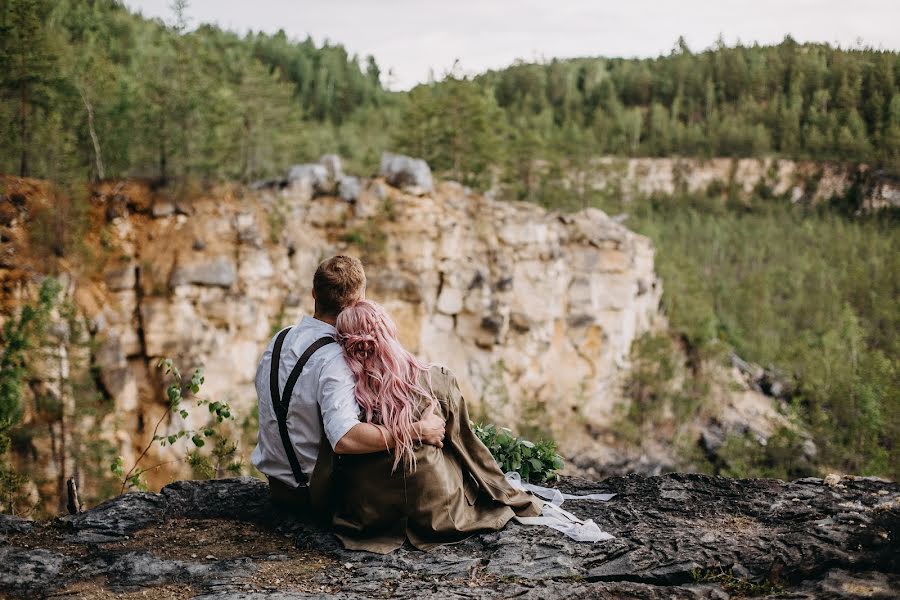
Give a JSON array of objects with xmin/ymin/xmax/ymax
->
[{"xmin": 335, "ymin": 299, "xmax": 435, "ymax": 472}]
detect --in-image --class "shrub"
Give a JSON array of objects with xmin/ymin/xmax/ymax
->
[
  {"xmin": 0, "ymin": 278, "xmax": 61, "ymax": 514},
  {"xmin": 110, "ymin": 358, "xmax": 238, "ymax": 492},
  {"xmin": 620, "ymin": 195, "xmax": 898, "ymax": 479},
  {"xmin": 472, "ymin": 422, "xmax": 563, "ymax": 483}
]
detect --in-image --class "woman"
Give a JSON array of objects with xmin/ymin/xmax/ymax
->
[{"xmin": 326, "ymin": 299, "xmax": 541, "ymax": 553}]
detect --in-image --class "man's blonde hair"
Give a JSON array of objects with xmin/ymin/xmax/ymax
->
[{"xmin": 313, "ymin": 255, "xmax": 366, "ymax": 316}]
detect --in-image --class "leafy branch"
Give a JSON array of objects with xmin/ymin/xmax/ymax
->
[{"xmin": 111, "ymin": 358, "xmax": 235, "ymax": 493}]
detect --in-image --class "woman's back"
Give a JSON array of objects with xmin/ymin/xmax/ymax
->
[{"xmin": 330, "ymin": 366, "xmax": 541, "ymax": 553}]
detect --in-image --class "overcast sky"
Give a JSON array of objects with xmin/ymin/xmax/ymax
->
[{"xmin": 123, "ymin": 0, "xmax": 899, "ymax": 91}]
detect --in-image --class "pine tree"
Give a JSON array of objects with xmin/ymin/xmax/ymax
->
[
  {"xmin": 0, "ymin": 0, "xmax": 59, "ymax": 176},
  {"xmin": 394, "ymin": 77, "xmax": 506, "ymax": 187}
]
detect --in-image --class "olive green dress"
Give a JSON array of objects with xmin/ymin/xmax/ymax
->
[{"xmin": 322, "ymin": 365, "xmax": 542, "ymax": 554}]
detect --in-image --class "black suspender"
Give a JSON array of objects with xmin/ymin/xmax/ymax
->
[{"xmin": 269, "ymin": 327, "xmax": 335, "ymax": 487}]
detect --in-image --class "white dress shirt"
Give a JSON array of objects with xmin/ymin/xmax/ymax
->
[{"xmin": 251, "ymin": 316, "xmax": 361, "ymax": 487}]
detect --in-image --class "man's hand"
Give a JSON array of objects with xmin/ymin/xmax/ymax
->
[{"xmin": 415, "ymin": 403, "xmax": 445, "ymax": 448}]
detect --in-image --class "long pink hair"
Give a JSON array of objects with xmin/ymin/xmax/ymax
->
[{"xmin": 335, "ymin": 299, "xmax": 436, "ymax": 472}]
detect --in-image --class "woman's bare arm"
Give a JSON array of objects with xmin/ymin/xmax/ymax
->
[{"xmin": 334, "ymin": 408, "xmax": 445, "ymax": 454}]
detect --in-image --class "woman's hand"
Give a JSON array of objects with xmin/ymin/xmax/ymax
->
[{"xmin": 414, "ymin": 404, "xmax": 445, "ymax": 448}]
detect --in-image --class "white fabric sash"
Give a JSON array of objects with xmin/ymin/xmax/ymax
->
[{"xmin": 505, "ymin": 472, "xmax": 616, "ymax": 542}]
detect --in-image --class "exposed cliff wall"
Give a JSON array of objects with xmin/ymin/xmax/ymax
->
[
  {"xmin": 85, "ymin": 174, "xmax": 664, "ymax": 483},
  {"xmin": 0, "ymin": 163, "xmax": 799, "ymax": 500},
  {"xmin": 520, "ymin": 157, "xmax": 900, "ymax": 211}
]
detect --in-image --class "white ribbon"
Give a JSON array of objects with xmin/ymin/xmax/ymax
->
[{"xmin": 505, "ymin": 472, "xmax": 615, "ymax": 542}]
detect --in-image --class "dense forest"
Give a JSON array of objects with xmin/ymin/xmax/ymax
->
[
  {"xmin": 608, "ymin": 192, "xmax": 898, "ymax": 480},
  {"xmin": 1, "ymin": 0, "xmax": 898, "ymax": 185},
  {"xmin": 0, "ymin": 0, "xmax": 897, "ymax": 502}
]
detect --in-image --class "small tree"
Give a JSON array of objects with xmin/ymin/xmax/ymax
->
[{"xmin": 111, "ymin": 358, "xmax": 238, "ymax": 493}]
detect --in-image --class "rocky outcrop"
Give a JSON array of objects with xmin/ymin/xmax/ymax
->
[
  {"xmin": 0, "ymin": 474, "xmax": 896, "ymax": 598},
  {"xmin": 522, "ymin": 157, "xmax": 900, "ymax": 212},
  {"xmin": 1, "ymin": 164, "xmax": 801, "ymax": 499},
  {"xmin": 379, "ymin": 152, "xmax": 434, "ymax": 195},
  {"xmin": 54, "ymin": 169, "xmax": 670, "ymax": 487}
]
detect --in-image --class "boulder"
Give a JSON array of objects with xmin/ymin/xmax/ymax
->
[
  {"xmin": 379, "ymin": 152, "xmax": 434, "ymax": 195},
  {"xmin": 286, "ymin": 156, "xmax": 346, "ymax": 196},
  {"xmin": 338, "ymin": 175, "xmax": 362, "ymax": 202},
  {"xmin": 286, "ymin": 163, "xmax": 329, "ymax": 195}
]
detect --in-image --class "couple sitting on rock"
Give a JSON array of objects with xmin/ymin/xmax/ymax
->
[{"xmin": 251, "ymin": 255, "xmax": 541, "ymax": 553}]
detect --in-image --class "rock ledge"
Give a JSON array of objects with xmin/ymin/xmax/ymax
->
[{"xmin": 0, "ymin": 473, "xmax": 897, "ymax": 599}]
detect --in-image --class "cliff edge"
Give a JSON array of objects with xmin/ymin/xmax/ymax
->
[{"xmin": 0, "ymin": 474, "xmax": 896, "ymax": 599}]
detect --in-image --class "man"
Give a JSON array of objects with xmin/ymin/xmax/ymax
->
[{"xmin": 251, "ymin": 255, "xmax": 445, "ymax": 512}]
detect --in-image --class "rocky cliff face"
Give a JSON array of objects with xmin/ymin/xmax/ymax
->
[
  {"xmin": 529, "ymin": 157, "xmax": 900, "ymax": 211},
  {"xmin": 4, "ymin": 168, "xmax": 666, "ymax": 486},
  {"xmin": 1, "ymin": 474, "xmax": 896, "ymax": 598},
  {"xmin": 1, "ymin": 158, "xmax": 802, "ymax": 499}
]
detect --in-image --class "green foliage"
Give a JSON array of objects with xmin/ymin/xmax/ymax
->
[
  {"xmin": 0, "ymin": 278, "xmax": 61, "ymax": 429},
  {"xmin": 0, "ymin": 0, "xmax": 62, "ymax": 177},
  {"xmin": 712, "ymin": 427, "xmax": 816, "ymax": 481},
  {"xmin": 0, "ymin": 277, "xmax": 61, "ymax": 514},
  {"xmin": 622, "ymin": 333, "xmax": 710, "ymax": 427},
  {"xmin": 0, "ymin": 0, "xmax": 387, "ymax": 181},
  {"xmin": 110, "ymin": 358, "xmax": 237, "ymax": 493},
  {"xmin": 5, "ymin": 3, "xmax": 897, "ymax": 183},
  {"xmin": 187, "ymin": 434, "xmax": 242, "ymax": 480},
  {"xmin": 482, "ymin": 40, "xmax": 899, "ymax": 174},
  {"xmin": 472, "ymin": 422, "xmax": 563, "ymax": 483},
  {"xmin": 393, "ymin": 76, "xmax": 506, "ymax": 187},
  {"xmin": 614, "ymin": 193, "xmax": 899, "ymax": 479}
]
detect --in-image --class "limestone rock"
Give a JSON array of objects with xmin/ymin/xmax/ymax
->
[
  {"xmin": 151, "ymin": 199, "xmax": 175, "ymax": 218},
  {"xmin": 338, "ymin": 175, "xmax": 362, "ymax": 202},
  {"xmin": 286, "ymin": 163, "xmax": 329, "ymax": 195},
  {"xmin": 379, "ymin": 152, "xmax": 434, "ymax": 195},
  {"xmin": 170, "ymin": 256, "xmax": 237, "ymax": 289},
  {"xmin": 1, "ymin": 474, "xmax": 896, "ymax": 598},
  {"xmin": 109, "ymin": 177, "xmax": 663, "ymax": 475},
  {"xmin": 320, "ymin": 154, "xmax": 343, "ymax": 182},
  {"xmin": 103, "ymin": 263, "xmax": 136, "ymax": 291},
  {"xmin": 504, "ymin": 157, "xmax": 898, "ymax": 213},
  {"xmin": 436, "ymin": 287, "xmax": 464, "ymax": 315}
]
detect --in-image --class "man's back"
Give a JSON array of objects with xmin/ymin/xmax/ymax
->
[{"xmin": 251, "ymin": 316, "xmax": 360, "ymax": 487}]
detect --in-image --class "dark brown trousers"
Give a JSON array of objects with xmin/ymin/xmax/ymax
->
[
  {"xmin": 266, "ymin": 438, "xmax": 335, "ymax": 522},
  {"xmin": 267, "ymin": 476, "xmax": 313, "ymax": 515}
]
